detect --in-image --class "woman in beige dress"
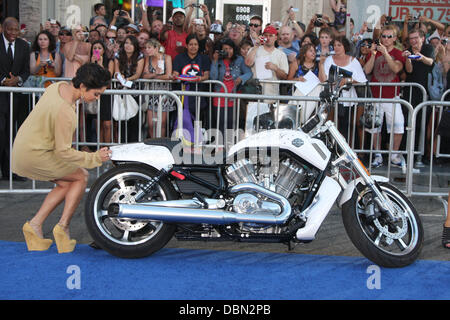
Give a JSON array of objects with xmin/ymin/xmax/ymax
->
[{"xmin": 12, "ymin": 63, "xmax": 112, "ymax": 253}]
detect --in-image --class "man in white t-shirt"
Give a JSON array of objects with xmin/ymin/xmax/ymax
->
[{"xmin": 245, "ymin": 25, "xmax": 289, "ymax": 99}]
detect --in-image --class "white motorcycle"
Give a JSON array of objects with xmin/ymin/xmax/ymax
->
[{"xmin": 85, "ymin": 67, "xmax": 423, "ymax": 267}]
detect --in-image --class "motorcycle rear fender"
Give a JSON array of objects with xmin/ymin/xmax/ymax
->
[
  {"xmin": 110, "ymin": 143, "xmax": 175, "ymax": 170},
  {"xmin": 338, "ymin": 175, "xmax": 389, "ymax": 207}
]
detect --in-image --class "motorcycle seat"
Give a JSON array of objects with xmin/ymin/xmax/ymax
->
[
  {"xmin": 143, "ymin": 138, "xmax": 182, "ymax": 152},
  {"xmin": 143, "ymin": 138, "xmax": 227, "ymax": 166}
]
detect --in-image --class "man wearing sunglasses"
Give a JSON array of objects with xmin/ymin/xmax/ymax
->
[
  {"xmin": 364, "ymin": 25, "xmax": 406, "ymax": 168},
  {"xmin": 247, "ymin": 15, "xmax": 263, "ymax": 46}
]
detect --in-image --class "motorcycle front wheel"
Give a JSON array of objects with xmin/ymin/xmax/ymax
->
[
  {"xmin": 342, "ymin": 182, "xmax": 424, "ymax": 268},
  {"xmin": 85, "ymin": 163, "xmax": 178, "ymax": 258}
]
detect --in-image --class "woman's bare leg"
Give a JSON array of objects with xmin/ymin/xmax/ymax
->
[
  {"xmin": 29, "ymin": 168, "xmax": 88, "ymax": 237},
  {"xmin": 57, "ymin": 168, "xmax": 89, "ymax": 234}
]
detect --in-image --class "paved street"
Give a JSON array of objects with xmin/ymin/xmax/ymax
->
[{"xmin": 0, "ymin": 167, "xmax": 448, "ymax": 262}]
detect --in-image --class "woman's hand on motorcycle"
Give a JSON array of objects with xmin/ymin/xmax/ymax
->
[{"xmin": 98, "ymin": 147, "xmax": 112, "ymax": 162}]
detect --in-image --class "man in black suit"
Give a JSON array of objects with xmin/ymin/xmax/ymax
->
[{"xmin": 0, "ymin": 17, "xmax": 30, "ymax": 180}]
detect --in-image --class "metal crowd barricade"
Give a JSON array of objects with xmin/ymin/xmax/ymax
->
[
  {"xmin": 37, "ymin": 77, "xmax": 227, "ymax": 149},
  {"xmin": 436, "ymin": 90, "xmax": 450, "ymax": 159},
  {"xmin": 0, "ymin": 86, "xmax": 182, "ymax": 193},
  {"xmin": 407, "ymin": 101, "xmax": 450, "ymax": 197},
  {"xmin": 0, "ymin": 79, "xmax": 435, "ymax": 198},
  {"xmin": 258, "ymin": 80, "xmax": 428, "ymax": 159}
]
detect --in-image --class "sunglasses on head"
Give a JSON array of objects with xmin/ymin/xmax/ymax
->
[
  {"xmin": 381, "ymin": 34, "xmax": 394, "ymax": 39},
  {"xmin": 249, "ymin": 23, "xmax": 260, "ymax": 27}
]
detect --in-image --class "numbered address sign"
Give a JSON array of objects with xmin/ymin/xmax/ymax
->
[{"xmin": 223, "ymin": 4, "xmax": 263, "ymax": 24}]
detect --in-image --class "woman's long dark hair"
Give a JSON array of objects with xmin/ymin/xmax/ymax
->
[
  {"xmin": 32, "ymin": 30, "xmax": 56, "ymax": 53},
  {"xmin": 90, "ymin": 40, "xmax": 110, "ymax": 69},
  {"xmin": 117, "ymin": 35, "xmax": 140, "ymax": 76}
]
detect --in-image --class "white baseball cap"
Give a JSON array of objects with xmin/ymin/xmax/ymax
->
[{"xmin": 172, "ymin": 8, "xmax": 186, "ymax": 17}]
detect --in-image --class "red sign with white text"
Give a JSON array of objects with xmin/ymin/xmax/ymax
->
[{"xmin": 389, "ymin": 0, "xmax": 450, "ymax": 23}]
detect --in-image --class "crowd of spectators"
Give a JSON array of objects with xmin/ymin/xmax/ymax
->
[{"xmin": 1, "ymin": 0, "xmax": 449, "ymax": 162}]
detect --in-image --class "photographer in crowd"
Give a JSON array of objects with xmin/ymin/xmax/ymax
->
[
  {"xmin": 245, "ymin": 25, "xmax": 289, "ymax": 98},
  {"xmin": 210, "ymin": 38, "xmax": 252, "ymax": 136},
  {"xmin": 363, "ymin": 25, "xmax": 406, "ymax": 168}
]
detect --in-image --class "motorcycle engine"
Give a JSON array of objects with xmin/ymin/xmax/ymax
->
[
  {"xmin": 226, "ymin": 157, "xmax": 308, "ymax": 233},
  {"xmin": 226, "ymin": 158, "xmax": 306, "ymax": 199}
]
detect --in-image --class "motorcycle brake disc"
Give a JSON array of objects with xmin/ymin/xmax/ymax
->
[
  {"xmin": 109, "ymin": 186, "xmax": 148, "ymax": 231},
  {"xmin": 372, "ymin": 201, "xmax": 407, "ymax": 240}
]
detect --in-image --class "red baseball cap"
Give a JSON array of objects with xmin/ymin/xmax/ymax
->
[{"xmin": 263, "ymin": 25, "xmax": 278, "ymax": 35}]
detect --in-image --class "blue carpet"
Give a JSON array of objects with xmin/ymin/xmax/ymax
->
[{"xmin": 0, "ymin": 240, "xmax": 449, "ymax": 300}]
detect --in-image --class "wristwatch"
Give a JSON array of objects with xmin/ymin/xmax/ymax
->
[{"xmin": 17, "ymin": 76, "xmax": 23, "ymax": 87}]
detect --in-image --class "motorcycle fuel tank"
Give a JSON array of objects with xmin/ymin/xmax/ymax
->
[{"xmin": 228, "ymin": 129, "xmax": 331, "ymax": 171}]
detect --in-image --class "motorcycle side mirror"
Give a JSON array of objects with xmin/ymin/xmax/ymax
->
[{"xmin": 329, "ymin": 65, "xmax": 353, "ymax": 83}]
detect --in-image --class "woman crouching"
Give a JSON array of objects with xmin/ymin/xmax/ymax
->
[{"xmin": 12, "ymin": 63, "xmax": 112, "ymax": 253}]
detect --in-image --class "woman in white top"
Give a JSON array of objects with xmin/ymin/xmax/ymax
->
[{"xmin": 320, "ymin": 35, "xmax": 367, "ymax": 139}]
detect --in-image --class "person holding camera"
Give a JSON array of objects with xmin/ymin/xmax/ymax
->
[
  {"xmin": 305, "ymin": 14, "xmax": 332, "ymax": 35},
  {"xmin": 245, "ymin": 25, "xmax": 289, "ymax": 99},
  {"xmin": 210, "ymin": 38, "xmax": 252, "ymax": 137},
  {"xmin": 330, "ymin": 0, "xmax": 347, "ymax": 31},
  {"xmin": 247, "ymin": 15, "xmax": 263, "ymax": 46},
  {"xmin": 283, "ymin": 7, "xmax": 305, "ymax": 41},
  {"xmin": 402, "ymin": 28, "xmax": 435, "ymax": 151},
  {"xmin": 363, "ymin": 25, "xmax": 406, "ymax": 168},
  {"xmin": 62, "ymin": 26, "xmax": 91, "ymax": 78},
  {"xmin": 29, "ymin": 30, "xmax": 62, "ymax": 88},
  {"xmin": 105, "ymin": 29, "xmax": 120, "ymax": 60},
  {"xmin": 109, "ymin": 9, "xmax": 134, "ymax": 30}
]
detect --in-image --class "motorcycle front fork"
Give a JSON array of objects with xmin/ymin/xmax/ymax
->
[{"xmin": 325, "ymin": 121, "xmax": 399, "ymax": 222}]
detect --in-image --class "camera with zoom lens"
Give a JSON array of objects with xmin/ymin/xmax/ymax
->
[
  {"xmin": 410, "ymin": 13, "xmax": 421, "ymax": 23},
  {"xmin": 442, "ymin": 38, "xmax": 448, "ymax": 45},
  {"xmin": 314, "ymin": 19, "xmax": 324, "ymax": 27},
  {"xmin": 314, "ymin": 14, "xmax": 324, "ymax": 27},
  {"xmin": 385, "ymin": 16, "xmax": 392, "ymax": 25},
  {"xmin": 218, "ymin": 50, "xmax": 228, "ymax": 59},
  {"xmin": 210, "ymin": 23, "xmax": 223, "ymax": 34}
]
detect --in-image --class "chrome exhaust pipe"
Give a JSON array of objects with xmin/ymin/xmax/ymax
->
[{"xmin": 108, "ymin": 183, "xmax": 291, "ymax": 225}]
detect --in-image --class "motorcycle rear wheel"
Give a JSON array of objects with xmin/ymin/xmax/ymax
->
[
  {"xmin": 85, "ymin": 163, "xmax": 177, "ymax": 258},
  {"xmin": 342, "ymin": 182, "xmax": 423, "ymax": 268}
]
